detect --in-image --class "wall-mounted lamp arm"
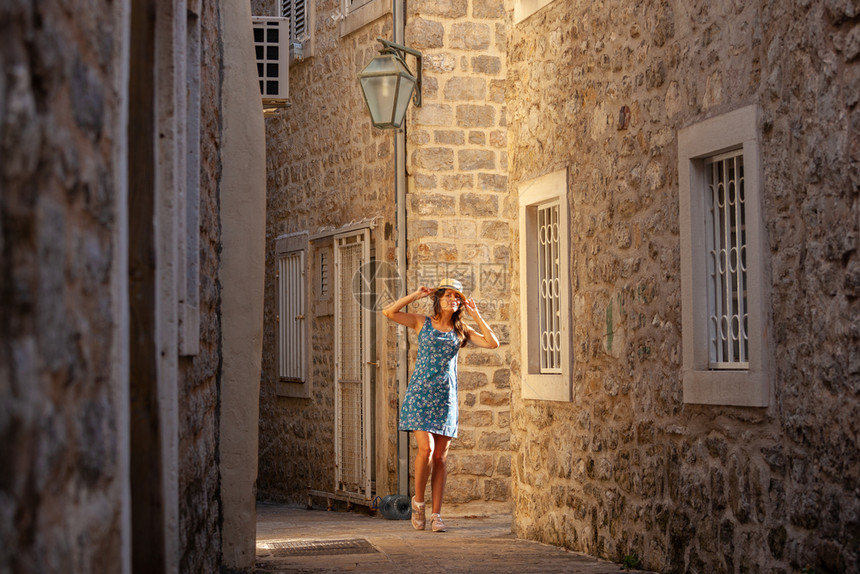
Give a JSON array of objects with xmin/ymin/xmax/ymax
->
[{"xmin": 375, "ymin": 37, "xmax": 422, "ymax": 108}]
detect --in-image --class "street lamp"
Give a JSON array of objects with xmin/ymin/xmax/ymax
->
[{"xmin": 357, "ymin": 38, "xmax": 422, "ymax": 129}]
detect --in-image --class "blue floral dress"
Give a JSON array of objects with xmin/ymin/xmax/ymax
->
[{"xmin": 398, "ymin": 317, "xmax": 461, "ymax": 438}]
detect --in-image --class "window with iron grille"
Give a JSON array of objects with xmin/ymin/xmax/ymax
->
[
  {"xmin": 679, "ymin": 104, "xmax": 771, "ymax": 407},
  {"xmin": 537, "ymin": 202, "xmax": 562, "ymax": 373},
  {"xmin": 518, "ymin": 169, "xmax": 573, "ymax": 402},
  {"xmin": 705, "ymin": 150, "xmax": 748, "ymax": 369}
]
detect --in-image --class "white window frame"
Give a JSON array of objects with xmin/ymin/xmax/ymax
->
[
  {"xmin": 339, "ymin": 0, "xmax": 390, "ymax": 38},
  {"xmin": 514, "ymin": 0, "xmax": 555, "ymax": 24},
  {"xmin": 276, "ymin": 232, "xmax": 311, "ymax": 398},
  {"xmin": 679, "ymin": 104, "xmax": 771, "ymax": 407},
  {"xmin": 518, "ymin": 168, "xmax": 573, "ymax": 402}
]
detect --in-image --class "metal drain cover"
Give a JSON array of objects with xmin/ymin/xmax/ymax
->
[{"xmin": 259, "ymin": 538, "xmax": 378, "ymax": 557}]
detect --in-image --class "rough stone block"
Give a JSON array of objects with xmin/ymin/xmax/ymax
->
[
  {"xmin": 456, "ymin": 104, "xmax": 496, "ymax": 128},
  {"xmin": 434, "ymin": 130, "xmax": 466, "ymax": 145},
  {"xmin": 410, "ymin": 193, "xmax": 456, "ymax": 216},
  {"xmin": 469, "ymin": 131, "xmax": 487, "ymax": 145},
  {"xmin": 484, "ymin": 478, "xmax": 510, "ymax": 501},
  {"xmin": 405, "ymin": 17, "xmax": 444, "ymax": 49},
  {"xmin": 450, "ymin": 22, "xmax": 492, "ymax": 50},
  {"xmin": 492, "ymin": 368, "xmax": 511, "ymax": 388},
  {"xmin": 412, "ymin": 147, "xmax": 455, "ymax": 170},
  {"xmin": 460, "ymin": 409, "xmax": 494, "ymax": 427},
  {"xmin": 423, "ymin": 53, "xmax": 456, "ymax": 73},
  {"xmin": 444, "ymin": 76, "xmax": 487, "ymax": 101},
  {"xmin": 415, "ymin": 242, "xmax": 458, "ymax": 262},
  {"xmin": 489, "ymin": 130, "xmax": 507, "ymax": 148},
  {"xmin": 407, "ymin": 219, "xmax": 439, "ymax": 239},
  {"xmin": 459, "ymin": 149, "xmax": 496, "ymax": 171},
  {"xmin": 451, "ymin": 453, "xmax": 494, "ymax": 476},
  {"xmin": 413, "ymin": 173, "xmax": 437, "ymax": 189},
  {"xmin": 446, "ymin": 475, "xmax": 479, "ymax": 503},
  {"xmin": 460, "ymin": 192, "xmax": 499, "ymax": 217},
  {"xmin": 410, "ymin": 0, "xmax": 467, "ymax": 19},
  {"xmin": 459, "ymin": 370, "xmax": 489, "ymax": 391},
  {"xmin": 489, "ymin": 80, "xmax": 506, "ymax": 103},
  {"xmin": 413, "ymin": 104, "xmax": 453, "ymax": 127},
  {"xmin": 471, "ymin": 55, "xmax": 502, "ymax": 74},
  {"xmin": 473, "ymin": 0, "xmax": 506, "ymax": 18},
  {"xmin": 479, "ymin": 390, "xmax": 510, "ymax": 407},
  {"xmin": 439, "ymin": 218, "xmax": 477, "ymax": 239},
  {"xmin": 460, "ymin": 348, "xmax": 503, "ymax": 365},
  {"xmin": 442, "ymin": 174, "xmax": 474, "ymax": 190},
  {"xmin": 478, "ymin": 173, "xmax": 507, "ymax": 191}
]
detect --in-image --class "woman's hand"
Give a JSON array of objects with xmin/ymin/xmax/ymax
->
[
  {"xmin": 463, "ymin": 298, "xmax": 500, "ymax": 348},
  {"xmin": 413, "ymin": 286, "xmax": 434, "ymax": 300},
  {"xmin": 463, "ymin": 297, "xmax": 481, "ymax": 319}
]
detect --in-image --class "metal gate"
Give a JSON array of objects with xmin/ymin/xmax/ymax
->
[{"xmin": 333, "ymin": 229, "xmax": 372, "ymax": 498}]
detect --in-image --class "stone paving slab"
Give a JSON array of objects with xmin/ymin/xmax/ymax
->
[{"xmin": 256, "ymin": 503, "xmax": 654, "ymax": 573}]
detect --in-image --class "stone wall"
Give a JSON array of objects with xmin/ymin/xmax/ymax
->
[
  {"xmin": 507, "ymin": 0, "xmax": 859, "ymax": 572},
  {"xmin": 404, "ymin": 0, "xmax": 513, "ymax": 506},
  {"xmin": 256, "ymin": 2, "xmax": 401, "ymax": 502},
  {"xmin": 0, "ymin": 2, "xmax": 127, "ymax": 571},
  {"xmin": 1, "ymin": 1, "xmax": 227, "ymax": 572}
]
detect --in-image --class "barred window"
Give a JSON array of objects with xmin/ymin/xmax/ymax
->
[
  {"xmin": 705, "ymin": 151, "xmax": 748, "ymax": 368},
  {"xmin": 537, "ymin": 202, "xmax": 562, "ymax": 373},
  {"xmin": 679, "ymin": 105, "xmax": 771, "ymax": 407},
  {"xmin": 518, "ymin": 169, "xmax": 572, "ymax": 402}
]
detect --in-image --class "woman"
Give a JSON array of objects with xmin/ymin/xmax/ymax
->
[{"xmin": 382, "ymin": 278, "xmax": 500, "ymax": 532}]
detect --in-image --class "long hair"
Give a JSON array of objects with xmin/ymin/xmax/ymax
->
[{"xmin": 432, "ymin": 289, "xmax": 468, "ymax": 348}]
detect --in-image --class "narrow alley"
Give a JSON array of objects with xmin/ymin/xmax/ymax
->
[{"xmin": 256, "ymin": 503, "xmax": 653, "ymax": 573}]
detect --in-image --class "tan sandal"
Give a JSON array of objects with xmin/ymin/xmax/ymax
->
[{"xmin": 411, "ymin": 497, "xmax": 426, "ymax": 530}]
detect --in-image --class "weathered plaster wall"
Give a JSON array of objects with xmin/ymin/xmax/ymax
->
[
  {"xmin": 404, "ymin": 0, "xmax": 513, "ymax": 506},
  {"xmin": 218, "ymin": 0, "xmax": 268, "ymax": 571},
  {"xmin": 507, "ymin": 0, "xmax": 859, "ymax": 572}
]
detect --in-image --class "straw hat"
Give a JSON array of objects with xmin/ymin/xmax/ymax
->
[{"xmin": 436, "ymin": 278, "xmax": 466, "ymax": 299}]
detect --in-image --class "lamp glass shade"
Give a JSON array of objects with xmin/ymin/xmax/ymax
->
[{"xmin": 358, "ymin": 53, "xmax": 417, "ymax": 129}]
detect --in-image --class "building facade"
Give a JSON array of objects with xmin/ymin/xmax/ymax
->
[
  {"xmin": 0, "ymin": 1, "xmax": 266, "ymax": 572},
  {"xmin": 260, "ymin": 0, "xmax": 859, "ymax": 572},
  {"xmin": 507, "ymin": 1, "xmax": 859, "ymax": 572},
  {"xmin": 257, "ymin": 0, "xmax": 514, "ymax": 510}
]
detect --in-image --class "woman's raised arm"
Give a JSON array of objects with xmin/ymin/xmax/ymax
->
[{"xmin": 382, "ymin": 287, "xmax": 434, "ymax": 332}]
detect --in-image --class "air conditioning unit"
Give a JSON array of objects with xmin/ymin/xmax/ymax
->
[{"xmin": 251, "ymin": 17, "xmax": 290, "ymax": 114}]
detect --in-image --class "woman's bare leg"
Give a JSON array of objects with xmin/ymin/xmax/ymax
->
[
  {"xmin": 412, "ymin": 431, "xmax": 433, "ymax": 503},
  {"xmin": 429, "ymin": 433, "xmax": 452, "ymax": 515}
]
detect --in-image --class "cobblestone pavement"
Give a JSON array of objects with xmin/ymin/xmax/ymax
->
[{"xmin": 256, "ymin": 502, "xmax": 654, "ymax": 573}]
